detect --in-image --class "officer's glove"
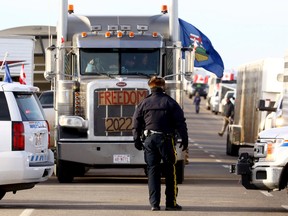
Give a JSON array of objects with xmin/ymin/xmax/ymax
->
[
  {"xmin": 179, "ymin": 140, "xmax": 188, "ymax": 151},
  {"xmin": 134, "ymin": 139, "xmax": 144, "ymax": 151}
]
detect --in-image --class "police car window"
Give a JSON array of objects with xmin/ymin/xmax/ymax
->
[
  {"xmin": 14, "ymin": 93, "xmax": 44, "ymax": 121},
  {"xmin": 0, "ymin": 92, "xmax": 11, "ymax": 120}
]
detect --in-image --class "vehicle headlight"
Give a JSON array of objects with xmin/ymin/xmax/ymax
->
[
  {"xmin": 258, "ymin": 139, "xmax": 284, "ymax": 162},
  {"xmin": 59, "ymin": 115, "xmax": 88, "ymax": 128},
  {"xmin": 276, "ymin": 117, "xmax": 284, "ymax": 127}
]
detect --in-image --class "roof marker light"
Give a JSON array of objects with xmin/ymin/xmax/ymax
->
[
  {"xmin": 129, "ymin": 32, "xmax": 135, "ymax": 38},
  {"xmin": 81, "ymin": 32, "xmax": 87, "ymax": 38},
  {"xmin": 152, "ymin": 32, "xmax": 158, "ymax": 38},
  {"xmin": 68, "ymin": 4, "xmax": 74, "ymax": 14},
  {"xmin": 117, "ymin": 31, "xmax": 123, "ymax": 38},
  {"xmin": 161, "ymin": 5, "xmax": 168, "ymax": 14},
  {"xmin": 105, "ymin": 32, "xmax": 111, "ymax": 38}
]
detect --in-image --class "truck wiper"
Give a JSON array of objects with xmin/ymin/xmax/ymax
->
[
  {"xmin": 94, "ymin": 72, "xmax": 113, "ymax": 78},
  {"xmin": 133, "ymin": 72, "xmax": 153, "ymax": 78}
]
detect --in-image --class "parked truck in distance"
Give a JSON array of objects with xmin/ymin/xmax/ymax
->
[
  {"xmin": 227, "ymin": 58, "xmax": 283, "ymax": 156},
  {"xmin": 207, "ymin": 72, "xmax": 236, "ymax": 114},
  {"xmin": 217, "ymin": 82, "xmax": 236, "ymax": 114},
  {"xmin": 231, "ymin": 50, "xmax": 288, "ymax": 192}
]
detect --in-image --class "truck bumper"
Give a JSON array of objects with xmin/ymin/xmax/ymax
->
[
  {"xmin": 249, "ymin": 166, "xmax": 282, "ymax": 190},
  {"xmin": 231, "ymin": 153, "xmax": 282, "ymax": 190},
  {"xmin": 58, "ymin": 141, "xmax": 185, "ymax": 167}
]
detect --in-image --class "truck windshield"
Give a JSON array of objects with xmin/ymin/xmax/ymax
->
[{"xmin": 80, "ymin": 48, "xmax": 160, "ymax": 76}]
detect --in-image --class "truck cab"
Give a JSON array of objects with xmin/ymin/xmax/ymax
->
[{"xmin": 45, "ymin": 1, "xmax": 193, "ymax": 184}]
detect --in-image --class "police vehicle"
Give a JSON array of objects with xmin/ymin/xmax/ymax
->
[{"xmin": 0, "ymin": 82, "xmax": 54, "ymax": 200}]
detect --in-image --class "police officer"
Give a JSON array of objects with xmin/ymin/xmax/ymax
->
[{"xmin": 132, "ymin": 76, "xmax": 188, "ymax": 211}]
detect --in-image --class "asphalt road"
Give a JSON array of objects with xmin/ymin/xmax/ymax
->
[{"xmin": 1, "ymin": 95, "xmax": 288, "ymax": 216}]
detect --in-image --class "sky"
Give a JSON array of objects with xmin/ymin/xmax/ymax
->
[{"xmin": 1, "ymin": 0, "xmax": 288, "ymax": 71}]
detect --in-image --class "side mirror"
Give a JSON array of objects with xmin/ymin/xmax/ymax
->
[
  {"xmin": 257, "ymin": 99, "xmax": 265, "ymax": 111},
  {"xmin": 44, "ymin": 45, "xmax": 56, "ymax": 81},
  {"xmin": 257, "ymin": 99, "xmax": 277, "ymax": 112},
  {"xmin": 184, "ymin": 50, "xmax": 194, "ymax": 81},
  {"xmin": 184, "ymin": 72, "xmax": 193, "ymax": 81}
]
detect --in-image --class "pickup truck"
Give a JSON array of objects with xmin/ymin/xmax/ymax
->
[{"xmin": 231, "ymin": 126, "xmax": 288, "ymax": 191}]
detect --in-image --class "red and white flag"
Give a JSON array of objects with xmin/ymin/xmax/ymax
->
[{"xmin": 19, "ymin": 64, "xmax": 26, "ymax": 85}]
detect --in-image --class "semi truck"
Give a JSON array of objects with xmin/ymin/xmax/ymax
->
[
  {"xmin": 217, "ymin": 83, "xmax": 236, "ymax": 114},
  {"xmin": 0, "ymin": 36, "xmax": 35, "ymax": 85},
  {"xmin": 227, "ymin": 58, "xmax": 283, "ymax": 156},
  {"xmin": 231, "ymin": 50, "xmax": 288, "ymax": 191},
  {"xmin": 45, "ymin": 0, "xmax": 195, "ymax": 183},
  {"xmin": 207, "ymin": 72, "xmax": 236, "ymax": 114}
]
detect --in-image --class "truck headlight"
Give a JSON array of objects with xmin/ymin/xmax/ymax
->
[
  {"xmin": 59, "ymin": 115, "xmax": 88, "ymax": 128},
  {"xmin": 276, "ymin": 117, "xmax": 284, "ymax": 127},
  {"xmin": 258, "ymin": 139, "xmax": 284, "ymax": 162}
]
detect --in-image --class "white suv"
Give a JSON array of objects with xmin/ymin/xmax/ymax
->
[{"xmin": 0, "ymin": 82, "xmax": 54, "ymax": 200}]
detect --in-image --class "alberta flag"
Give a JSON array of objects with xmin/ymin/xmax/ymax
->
[
  {"xmin": 4, "ymin": 62, "xmax": 13, "ymax": 83},
  {"xmin": 179, "ymin": 18, "xmax": 224, "ymax": 78}
]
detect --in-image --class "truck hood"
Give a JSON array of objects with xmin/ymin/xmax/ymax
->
[{"xmin": 258, "ymin": 126, "xmax": 288, "ymax": 139}]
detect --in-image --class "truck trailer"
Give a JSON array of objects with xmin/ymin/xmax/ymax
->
[
  {"xmin": 0, "ymin": 36, "xmax": 35, "ymax": 85},
  {"xmin": 45, "ymin": 0, "xmax": 195, "ymax": 183},
  {"xmin": 232, "ymin": 50, "xmax": 288, "ymax": 191},
  {"xmin": 227, "ymin": 58, "xmax": 283, "ymax": 156}
]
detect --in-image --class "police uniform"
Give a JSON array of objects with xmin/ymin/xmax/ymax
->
[{"xmin": 132, "ymin": 76, "xmax": 188, "ymax": 211}]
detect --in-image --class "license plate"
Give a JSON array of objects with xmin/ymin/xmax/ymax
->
[{"xmin": 113, "ymin": 154, "xmax": 131, "ymax": 164}]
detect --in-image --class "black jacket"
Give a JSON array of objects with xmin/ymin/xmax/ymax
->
[
  {"xmin": 223, "ymin": 101, "xmax": 234, "ymax": 118},
  {"xmin": 132, "ymin": 88, "xmax": 188, "ymax": 144}
]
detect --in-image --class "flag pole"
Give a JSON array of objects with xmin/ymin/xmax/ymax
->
[{"xmin": 0, "ymin": 52, "xmax": 9, "ymax": 71}]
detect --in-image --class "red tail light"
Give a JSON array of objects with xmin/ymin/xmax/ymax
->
[
  {"xmin": 46, "ymin": 120, "xmax": 52, "ymax": 149},
  {"xmin": 12, "ymin": 122, "xmax": 25, "ymax": 151}
]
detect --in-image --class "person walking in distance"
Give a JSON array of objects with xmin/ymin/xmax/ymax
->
[
  {"xmin": 193, "ymin": 92, "xmax": 201, "ymax": 113},
  {"xmin": 218, "ymin": 97, "xmax": 234, "ymax": 136},
  {"xmin": 132, "ymin": 76, "xmax": 188, "ymax": 211}
]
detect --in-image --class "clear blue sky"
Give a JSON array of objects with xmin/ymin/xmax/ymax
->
[{"xmin": 1, "ymin": 0, "xmax": 288, "ymax": 70}]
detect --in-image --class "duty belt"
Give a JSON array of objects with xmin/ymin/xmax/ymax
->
[{"xmin": 144, "ymin": 130, "xmax": 163, "ymax": 136}]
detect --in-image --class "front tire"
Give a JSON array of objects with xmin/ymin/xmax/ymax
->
[
  {"xmin": 57, "ymin": 160, "xmax": 74, "ymax": 183},
  {"xmin": 0, "ymin": 191, "xmax": 6, "ymax": 200}
]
